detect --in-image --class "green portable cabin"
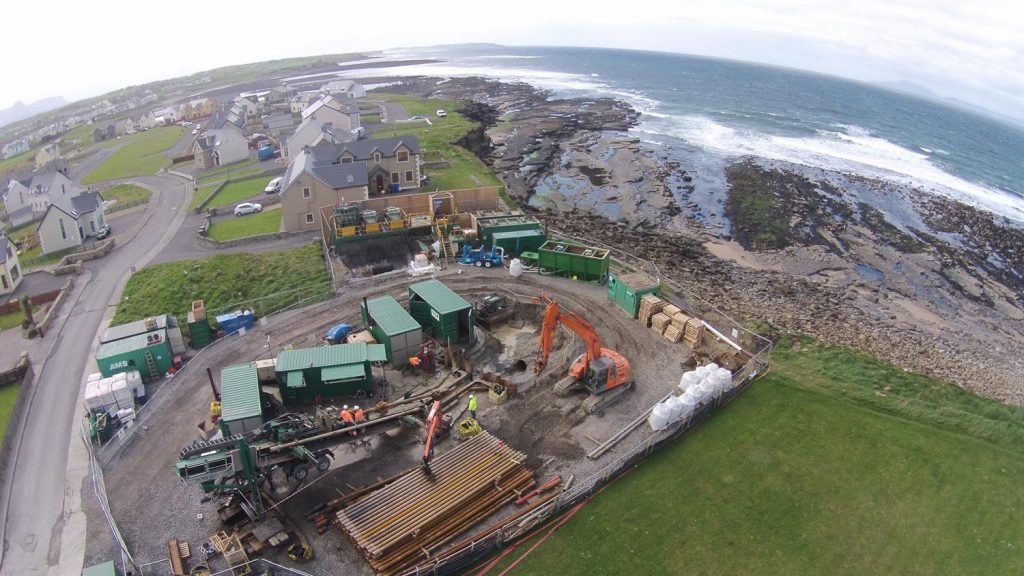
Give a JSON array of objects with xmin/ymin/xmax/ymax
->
[
  {"xmin": 489, "ymin": 229, "xmax": 547, "ymax": 256},
  {"xmin": 101, "ymin": 314, "xmax": 186, "ymax": 356},
  {"xmin": 361, "ymin": 296, "xmax": 424, "ymax": 367},
  {"xmin": 537, "ymin": 240, "xmax": 611, "ymax": 283},
  {"xmin": 82, "ymin": 561, "xmax": 122, "ymax": 576},
  {"xmin": 475, "ymin": 213, "xmax": 546, "ymax": 256},
  {"xmin": 275, "ymin": 342, "xmax": 386, "ymax": 403},
  {"xmin": 607, "ymin": 271, "xmax": 661, "ymax": 318},
  {"xmin": 408, "ymin": 279, "xmax": 475, "ymax": 344},
  {"xmin": 219, "ymin": 362, "xmax": 264, "ymax": 435},
  {"xmin": 187, "ymin": 310, "xmax": 213, "ymax": 348},
  {"xmin": 95, "ymin": 330, "xmax": 173, "ymax": 380}
]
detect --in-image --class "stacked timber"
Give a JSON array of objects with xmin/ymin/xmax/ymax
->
[
  {"xmin": 638, "ymin": 295, "xmax": 665, "ymax": 327},
  {"xmin": 683, "ymin": 319, "xmax": 705, "ymax": 348},
  {"xmin": 663, "ymin": 324, "xmax": 683, "ymax": 343},
  {"xmin": 335, "ymin": 432, "xmax": 534, "ymax": 575},
  {"xmin": 651, "ymin": 313, "xmax": 671, "ymax": 335},
  {"xmin": 662, "ymin": 304, "xmax": 681, "ymax": 318},
  {"xmin": 671, "ymin": 312, "xmax": 691, "ymax": 330}
]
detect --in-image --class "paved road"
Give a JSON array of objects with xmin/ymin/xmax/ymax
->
[{"xmin": 0, "ymin": 173, "xmax": 189, "ymax": 576}]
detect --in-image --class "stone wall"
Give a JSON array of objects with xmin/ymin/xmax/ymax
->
[
  {"xmin": 36, "ymin": 277, "xmax": 73, "ymax": 336},
  {"xmin": 0, "ymin": 353, "xmax": 34, "ymax": 490}
]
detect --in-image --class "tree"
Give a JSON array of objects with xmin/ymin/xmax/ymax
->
[{"xmin": 19, "ymin": 294, "xmax": 33, "ymax": 326}]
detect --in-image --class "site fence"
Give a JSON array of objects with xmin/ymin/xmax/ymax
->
[{"xmin": 398, "ymin": 229, "xmax": 774, "ymax": 575}]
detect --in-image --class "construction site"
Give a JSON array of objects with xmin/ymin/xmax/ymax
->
[{"xmin": 86, "ymin": 199, "xmax": 771, "ymax": 576}]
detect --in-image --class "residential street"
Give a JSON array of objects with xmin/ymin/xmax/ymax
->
[{"xmin": 0, "ymin": 173, "xmax": 189, "ymax": 576}]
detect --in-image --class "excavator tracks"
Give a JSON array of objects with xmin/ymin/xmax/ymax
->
[
  {"xmin": 553, "ymin": 376, "xmax": 582, "ymax": 397},
  {"xmin": 581, "ymin": 381, "xmax": 634, "ymax": 415}
]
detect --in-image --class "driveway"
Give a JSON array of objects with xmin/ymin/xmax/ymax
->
[{"xmin": 0, "ymin": 173, "xmax": 190, "ymax": 575}]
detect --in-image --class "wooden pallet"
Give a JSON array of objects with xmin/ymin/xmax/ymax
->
[
  {"xmin": 683, "ymin": 320, "xmax": 705, "ymax": 347},
  {"xmin": 663, "ymin": 325, "xmax": 683, "ymax": 343},
  {"xmin": 638, "ymin": 295, "xmax": 666, "ymax": 327},
  {"xmin": 671, "ymin": 312, "xmax": 691, "ymax": 330},
  {"xmin": 662, "ymin": 304, "xmax": 681, "ymax": 317}
]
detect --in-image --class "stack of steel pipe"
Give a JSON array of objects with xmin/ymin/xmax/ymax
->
[{"xmin": 335, "ymin": 432, "xmax": 534, "ymax": 575}]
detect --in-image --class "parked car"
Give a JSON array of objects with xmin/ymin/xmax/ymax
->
[
  {"xmin": 435, "ymin": 109, "xmax": 447, "ymax": 117},
  {"xmin": 264, "ymin": 177, "xmax": 283, "ymax": 194},
  {"xmin": 96, "ymin": 224, "xmax": 111, "ymax": 240},
  {"xmin": 192, "ymin": 127, "xmax": 200, "ymax": 135},
  {"xmin": 234, "ymin": 202, "xmax": 263, "ymax": 216}
]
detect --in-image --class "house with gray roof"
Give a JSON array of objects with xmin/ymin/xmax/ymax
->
[
  {"xmin": 278, "ymin": 146, "xmax": 368, "ymax": 233},
  {"xmin": 320, "ymin": 80, "xmax": 366, "ymax": 100},
  {"xmin": 0, "ymin": 234, "xmax": 23, "ymax": 295},
  {"xmin": 300, "ymin": 95, "xmax": 361, "ymax": 133},
  {"xmin": 36, "ymin": 190, "xmax": 106, "ymax": 255},
  {"xmin": 192, "ymin": 125, "xmax": 249, "ymax": 169},
  {"xmin": 312, "ymin": 135, "xmax": 422, "ymax": 195},
  {"xmin": 3, "ymin": 170, "xmax": 84, "ymax": 227},
  {"xmin": 285, "ymin": 116, "xmax": 356, "ymax": 161}
]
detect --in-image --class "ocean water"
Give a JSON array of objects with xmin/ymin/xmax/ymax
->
[{"xmin": 337, "ymin": 45, "xmax": 1024, "ymax": 223}]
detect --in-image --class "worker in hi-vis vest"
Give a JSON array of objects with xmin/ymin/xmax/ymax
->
[{"xmin": 468, "ymin": 394, "xmax": 478, "ymax": 420}]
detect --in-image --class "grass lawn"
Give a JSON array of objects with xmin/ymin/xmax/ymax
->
[
  {"xmin": 5, "ymin": 222, "xmax": 37, "ymax": 243},
  {"xmin": 196, "ymin": 159, "xmax": 259, "ymax": 183},
  {"xmin": 207, "ymin": 207, "xmax": 281, "ymax": 241},
  {"xmin": 82, "ymin": 126, "xmax": 185, "ymax": 184},
  {"xmin": 0, "ymin": 305, "xmax": 42, "ymax": 331},
  {"xmin": 189, "ymin": 182, "xmax": 223, "ymax": 212},
  {"xmin": 0, "ymin": 149, "xmax": 34, "ymax": 173},
  {"xmin": 494, "ymin": 337, "xmax": 1024, "ymax": 575},
  {"xmin": 61, "ymin": 122, "xmax": 96, "ymax": 150},
  {"xmin": 19, "ymin": 244, "xmax": 65, "ymax": 269},
  {"xmin": 103, "ymin": 183, "xmax": 151, "ymax": 206},
  {"xmin": 206, "ymin": 178, "xmax": 271, "ymax": 209},
  {"xmin": 371, "ymin": 93, "xmax": 503, "ymax": 190},
  {"xmin": 113, "ymin": 244, "xmax": 331, "ymax": 323},
  {"xmin": 0, "ymin": 383, "xmax": 21, "ymax": 442}
]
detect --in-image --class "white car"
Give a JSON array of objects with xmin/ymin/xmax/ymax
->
[
  {"xmin": 436, "ymin": 109, "xmax": 447, "ymax": 117},
  {"xmin": 234, "ymin": 202, "xmax": 262, "ymax": 216},
  {"xmin": 192, "ymin": 127, "xmax": 200, "ymax": 135},
  {"xmin": 264, "ymin": 177, "xmax": 283, "ymax": 194}
]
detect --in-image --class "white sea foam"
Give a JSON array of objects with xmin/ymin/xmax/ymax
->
[
  {"xmin": 470, "ymin": 55, "xmax": 542, "ymax": 60},
  {"xmin": 639, "ymin": 114, "xmax": 1024, "ymax": 222}
]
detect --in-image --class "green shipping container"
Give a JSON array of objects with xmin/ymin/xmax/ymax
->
[
  {"xmin": 361, "ymin": 296, "xmax": 424, "ymax": 367},
  {"xmin": 537, "ymin": 241, "xmax": 611, "ymax": 283},
  {"xmin": 607, "ymin": 271, "xmax": 661, "ymax": 318},
  {"xmin": 490, "ymin": 229, "xmax": 547, "ymax": 256},
  {"xmin": 408, "ymin": 279, "xmax": 475, "ymax": 344},
  {"xmin": 275, "ymin": 342, "xmax": 386, "ymax": 403},
  {"xmin": 96, "ymin": 331, "xmax": 173, "ymax": 380}
]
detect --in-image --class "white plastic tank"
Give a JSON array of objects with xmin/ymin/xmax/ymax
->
[
  {"xmin": 678, "ymin": 370, "xmax": 699, "ymax": 392},
  {"xmin": 509, "ymin": 258, "xmax": 524, "ymax": 278},
  {"xmin": 678, "ymin": 393, "xmax": 698, "ymax": 418},
  {"xmin": 665, "ymin": 396, "xmax": 683, "ymax": 422},
  {"xmin": 718, "ymin": 367, "xmax": 734, "ymax": 391},
  {"xmin": 87, "ymin": 372, "xmax": 102, "ymax": 383},
  {"xmin": 648, "ymin": 402, "xmax": 671, "ymax": 431}
]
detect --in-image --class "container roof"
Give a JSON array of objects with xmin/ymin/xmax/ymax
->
[
  {"xmin": 490, "ymin": 229, "xmax": 545, "ymax": 240},
  {"xmin": 365, "ymin": 296, "xmax": 421, "ymax": 336},
  {"xmin": 615, "ymin": 271, "xmax": 660, "ymax": 290},
  {"xmin": 321, "ymin": 364, "xmax": 365, "ymax": 382},
  {"xmin": 96, "ymin": 330, "xmax": 166, "ymax": 358},
  {"xmin": 276, "ymin": 342, "xmax": 386, "ymax": 372},
  {"xmin": 408, "ymin": 279, "xmax": 471, "ymax": 315},
  {"xmin": 101, "ymin": 314, "xmax": 169, "ymax": 343},
  {"xmin": 220, "ymin": 363, "xmax": 262, "ymax": 422}
]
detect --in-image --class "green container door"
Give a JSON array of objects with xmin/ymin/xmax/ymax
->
[
  {"xmin": 608, "ymin": 272, "xmax": 661, "ymax": 317},
  {"xmin": 97, "ymin": 341, "xmax": 173, "ymax": 380}
]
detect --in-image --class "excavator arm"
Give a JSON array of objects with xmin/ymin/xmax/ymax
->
[{"xmin": 534, "ymin": 299, "xmax": 603, "ymax": 374}]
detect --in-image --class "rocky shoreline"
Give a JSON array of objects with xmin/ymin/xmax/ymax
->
[{"xmin": 378, "ymin": 76, "xmax": 1023, "ymax": 404}]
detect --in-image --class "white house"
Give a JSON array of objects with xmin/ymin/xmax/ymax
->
[
  {"xmin": 0, "ymin": 234, "xmax": 22, "ymax": 295},
  {"xmin": 3, "ymin": 171, "xmax": 84, "ymax": 227},
  {"xmin": 285, "ymin": 116, "xmax": 355, "ymax": 161},
  {"xmin": 320, "ymin": 80, "xmax": 366, "ymax": 99},
  {"xmin": 192, "ymin": 126, "xmax": 250, "ymax": 169},
  {"xmin": 289, "ymin": 91, "xmax": 321, "ymax": 115},
  {"xmin": 36, "ymin": 191, "xmax": 106, "ymax": 255},
  {"xmin": 300, "ymin": 95, "xmax": 361, "ymax": 133}
]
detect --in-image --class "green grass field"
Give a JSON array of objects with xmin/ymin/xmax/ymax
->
[
  {"xmin": 0, "ymin": 149, "xmax": 34, "ymax": 173},
  {"xmin": 113, "ymin": 245, "xmax": 331, "ymax": 323},
  {"xmin": 206, "ymin": 178, "xmax": 270, "ymax": 209},
  {"xmin": 494, "ymin": 337, "xmax": 1024, "ymax": 575},
  {"xmin": 0, "ymin": 383, "xmax": 21, "ymax": 442},
  {"xmin": 82, "ymin": 126, "xmax": 184, "ymax": 184},
  {"xmin": 207, "ymin": 207, "xmax": 281, "ymax": 241},
  {"xmin": 104, "ymin": 183, "xmax": 151, "ymax": 206},
  {"xmin": 196, "ymin": 159, "xmax": 259, "ymax": 183},
  {"xmin": 371, "ymin": 94, "xmax": 503, "ymax": 190},
  {"xmin": 19, "ymin": 244, "xmax": 64, "ymax": 269}
]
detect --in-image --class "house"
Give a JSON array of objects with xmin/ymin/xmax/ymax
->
[
  {"xmin": 36, "ymin": 191, "xmax": 106, "ymax": 255},
  {"xmin": 186, "ymin": 98, "xmax": 216, "ymax": 120},
  {"xmin": 134, "ymin": 110, "xmax": 156, "ymax": 130},
  {"xmin": 320, "ymin": 80, "xmax": 366, "ymax": 99},
  {"xmin": 289, "ymin": 91, "xmax": 320, "ymax": 115},
  {"xmin": 320, "ymin": 135, "xmax": 421, "ymax": 194},
  {"xmin": 278, "ymin": 147, "xmax": 369, "ymax": 232},
  {"xmin": 153, "ymin": 107, "xmax": 180, "ymax": 124},
  {"xmin": 3, "ymin": 171, "xmax": 84, "ymax": 227},
  {"xmin": 1, "ymin": 139, "xmax": 28, "ymax": 159},
  {"xmin": 285, "ymin": 116, "xmax": 355, "ymax": 161},
  {"xmin": 300, "ymin": 95, "xmax": 361, "ymax": 133},
  {"xmin": 265, "ymin": 113, "xmax": 296, "ymax": 136},
  {"xmin": 34, "ymin": 143, "xmax": 60, "ymax": 170},
  {"xmin": 0, "ymin": 233, "xmax": 23, "ymax": 295},
  {"xmin": 93, "ymin": 121, "xmax": 116, "ymax": 142},
  {"xmin": 192, "ymin": 126, "xmax": 249, "ymax": 169},
  {"xmin": 115, "ymin": 117, "xmax": 135, "ymax": 136},
  {"xmin": 209, "ymin": 104, "xmax": 246, "ymax": 132},
  {"xmin": 266, "ymin": 85, "xmax": 297, "ymax": 105},
  {"xmin": 235, "ymin": 96, "xmax": 259, "ymax": 117}
]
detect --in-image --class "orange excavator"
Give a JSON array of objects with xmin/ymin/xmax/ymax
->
[
  {"xmin": 421, "ymin": 400, "xmax": 444, "ymax": 477},
  {"xmin": 535, "ymin": 298, "xmax": 632, "ymax": 414}
]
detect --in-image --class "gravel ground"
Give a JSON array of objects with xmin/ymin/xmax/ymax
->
[{"xmin": 87, "ymin": 266, "xmax": 718, "ymax": 575}]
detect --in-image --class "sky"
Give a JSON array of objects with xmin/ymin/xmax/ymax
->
[{"xmin": 2, "ymin": 0, "xmax": 1022, "ymax": 120}]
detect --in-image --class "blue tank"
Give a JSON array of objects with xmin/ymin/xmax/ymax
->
[{"xmin": 325, "ymin": 323, "xmax": 353, "ymax": 343}]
